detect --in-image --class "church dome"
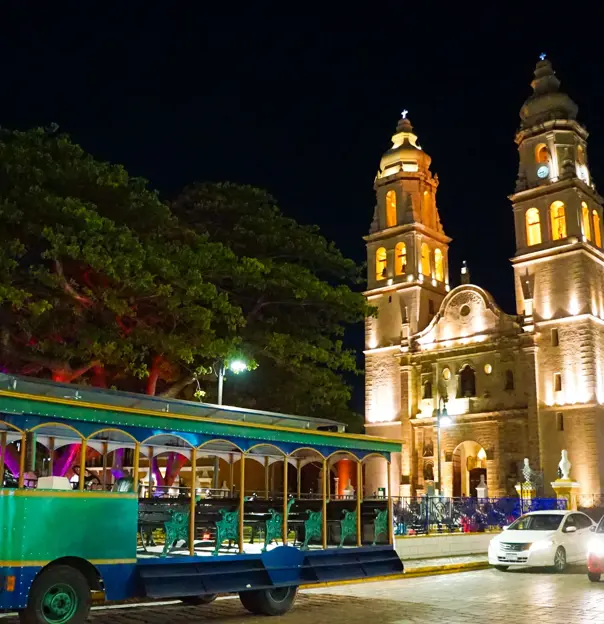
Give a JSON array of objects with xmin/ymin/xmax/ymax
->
[
  {"xmin": 379, "ymin": 116, "xmax": 432, "ymax": 176},
  {"xmin": 519, "ymin": 58, "xmax": 578, "ymax": 129}
]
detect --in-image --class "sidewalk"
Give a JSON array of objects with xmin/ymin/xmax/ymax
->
[{"xmin": 403, "ymin": 553, "xmax": 489, "ymax": 576}]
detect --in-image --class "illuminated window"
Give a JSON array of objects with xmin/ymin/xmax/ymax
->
[
  {"xmin": 554, "ymin": 372, "xmax": 562, "ymax": 392},
  {"xmin": 376, "ymin": 247, "xmax": 387, "ymax": 280},
  {"xmin": 385, "ymin": 190, "xmax": 397, "ymax": 228},
  {"xmin": 535, "ymin": 143, "xmax": 549, "ymax": 164},
  {"xmin": 434, "ymin": 248, "xmax": 444, "ymax": 281},
  {"xmin": 582, "ymin": 202, "xmax": 591, "ymax": 241},
  {"xmin": 421, "ymin": 243, "xmax": 431, "ymax": 276},
  {"xmin": 577, "ymin": 145, "xmax": 586, "ymax": 165},
  {"xmin": 525, "ymin": 208, "xmax": 542, "ymax": 246},
  {"xmin": 395, "ymin": 242, "xmax": 407, "ymax": 275},
  {"xmin": 550, "ymin": 201, "xmax": 567, "ymax": 240},
  {"xmin": 594, "ymin": 210, "xmax": 602, "ymax": 248}
]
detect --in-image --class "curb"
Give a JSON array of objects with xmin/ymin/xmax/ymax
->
[{"xmin": 301, "ymin": 560, "xmax": 489, "ymax": 589}]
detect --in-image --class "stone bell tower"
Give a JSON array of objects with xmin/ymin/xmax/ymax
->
[
  {"xmin": 364, "ymin": 111, "xmax": 451, "ymax": 434},
  {"xmin": 510, "ymin": 56, "xmax": 604, "ymax": 493}
]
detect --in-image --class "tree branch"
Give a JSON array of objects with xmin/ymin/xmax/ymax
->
[{"xmin": 54, "ymin": 260, "xmax": 94, "ymax": 307}]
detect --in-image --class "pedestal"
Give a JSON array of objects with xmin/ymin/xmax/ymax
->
[
  {"xmin": 551, "ymin": 479, "xmax": 581, "ymax": 511},
  {"xmin": 515, "ymin": 482, "xmax": 536, "ymax": 502},
  {"xmin": 476, "ymin": 485, "xmax": 488, "ymax": 499}
]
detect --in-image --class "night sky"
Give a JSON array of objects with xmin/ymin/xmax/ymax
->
[{"xmin": 2, "ymin": 8, "xmax": 604, "ymax": 411}]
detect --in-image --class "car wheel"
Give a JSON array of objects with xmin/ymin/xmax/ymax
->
[
  {"xmin": 553, "ymin": 546, "xmax": 567, "ymax": 573},
  {"xmin": 180, "ymin": 594, "xmax": 217, "ymax": 605},
  {"xmin": 494, "ymin": 566, "xmax": 508, "ymax": 572},
  {"xmin": 240, "ymin": 586, "xmax": 298, "ymax": 616},
  {"xmin": 588, "ymin": 572, "xmax": 601, "ymax": 583}
]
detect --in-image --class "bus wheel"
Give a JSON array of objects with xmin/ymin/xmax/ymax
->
[
  {"xmin": 180, "ymin": 594, "xmax": 217, "ymax": 605},
  {"xmin": 239, "ymin": 586, "xmax": 298, "ymax": 616},
  {"xmin": 19, "ymin": 565, "xmax": 91, "ymax": 624}
]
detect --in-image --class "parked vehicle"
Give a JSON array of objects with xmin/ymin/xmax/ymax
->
[
  {"xmin": 488, "ymin": 510, "xmax": 595, "ymax": 572},
  {"xmin": 586, "ymin": 513, "xmax": 604, "ymax": 581}
]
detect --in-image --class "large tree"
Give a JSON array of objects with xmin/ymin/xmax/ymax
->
[
  {"xmin": 0, "ymin": 128, "xmax": 246, "ymax": 394},
  {"xmin": 171, "ymin": 182, "xmax": 371, "ymax": 428}
]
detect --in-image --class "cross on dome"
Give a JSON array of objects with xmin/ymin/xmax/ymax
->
[
  {"xmin": 401, "ymin": 109, "xmax": 408, "ymax": 119},
  {"xmin": 539, "ymin": 53, "xmax": 546, "ymax": 61}
]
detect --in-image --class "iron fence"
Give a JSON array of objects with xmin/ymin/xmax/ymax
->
[{"xmin": 393, "ymin": 496, "xmax": 567, "ymax": 535}]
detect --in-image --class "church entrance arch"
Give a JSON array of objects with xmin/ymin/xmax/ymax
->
[{"xmin": 452, "ymin": 441, "xmax": 487, "ymax": 498}]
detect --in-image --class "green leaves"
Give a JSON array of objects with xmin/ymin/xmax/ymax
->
[
  {"xmin": 172, "ymin": 182, "xmax": 368, "ymax": 423},
  {"xmin": 0, "ymin": 129, "xmax": 244, "ymax": 392}
]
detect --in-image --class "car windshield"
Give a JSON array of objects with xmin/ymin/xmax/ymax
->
[
  {"xmin": 597, "ymin": 518, "xmax": 604, "ymax": 533},
  {"xmin": 507, "ymin": 514, "xmax": 563, "ymax": 531}
]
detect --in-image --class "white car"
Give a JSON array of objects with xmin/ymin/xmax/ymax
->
[{"xmin": 488, "ymin": 510, "xmax": 595, "ymax": 572}]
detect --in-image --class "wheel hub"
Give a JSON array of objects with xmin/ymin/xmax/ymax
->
[{"xmin": 42, "ymin": 585, "xmax": 77, "ymax": 623}]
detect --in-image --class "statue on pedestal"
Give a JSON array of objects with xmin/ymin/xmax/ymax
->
[{"xmin": 558, "ymin": 449, "xmax": 571, "ymax": 480}]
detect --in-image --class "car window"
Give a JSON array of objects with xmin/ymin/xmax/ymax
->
[
  {"xmin": 575, "ymin": 514, "xmax": 593, "ymax": 529},
  {"xmin": 563, "ymin": 515, "xmax": 577, "ymax": 530},
  {"xmin": 507, "ymin": 514, "xmax": 563, "ymax": 531}
]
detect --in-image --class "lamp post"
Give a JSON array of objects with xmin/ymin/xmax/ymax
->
[
  {"xmin": 215, "ymin": 359, "xmax": 248, "ymax": 406},
  {"xmin": 434, "ymin": 395, "xmax": 451, "ymax": 496}
]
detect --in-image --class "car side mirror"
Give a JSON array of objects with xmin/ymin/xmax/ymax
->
[
  {"xmin": 502, "ymin": 525, "xmax": 509, "ymax": 531},
  {"xmin": 565, "ymin": 525, "xmax": 577, "ymax": 533},
  {"xmin": 590, "ymin": 526, "xmax": 596, "ymax": 532}
]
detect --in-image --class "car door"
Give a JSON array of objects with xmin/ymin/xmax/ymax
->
[
  {"xmin": 560, "ymin": 514, "xmax": 579, "ymax": 561},
  {"xmin": 573, "ymin": 513, "xmax": 595, "ymax": 562}
]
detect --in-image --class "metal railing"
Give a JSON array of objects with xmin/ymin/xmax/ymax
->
[{"xmin": 393, "ymin": 496, "xmax": 567, "ymax": 536}]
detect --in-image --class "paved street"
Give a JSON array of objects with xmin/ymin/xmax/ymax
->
[{"xmin": 5, "ymin": 567, "xmax": 604, "ymax": 623}]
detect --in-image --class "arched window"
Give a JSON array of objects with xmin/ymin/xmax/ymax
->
[
  {"xmin": 434, "ymin": 248, "xmax": 444, "ymax": 281},
  {"xmin": 582, "ymin": 202, "xmax": 592, "ymax": 241},
  {"xmin": 385, "ymin": 190, "xmax": 397, "ymax": 228},
  {"xmin": 459, "ymin": 365, "xmax": 476, "ymax": 398},
  {"xmin": 577, "ymin": 145, "xmax": 586, "ymax": 165},
  {"xmin": 421, "ymin": 243, "xmax": 431, "ymax": 276},
  {"xmin": 423, "ymin": 380, "xmax": 433, "ymax": 399},
  {"xmin": 376, "ymin": 247, "xmax": 387, "ymax": 280},
  {"xmin": 594, "ymin": 210, "xmax": 602, "ymax": 248},
  {"xmin": 525, "ymin": 208, "xmax": 542, "ymax": 246},
  {"xmin": 395, "ymin": 242, "xmax": 407, "ymax": 275},
  {"xmin": 550, "ymin": 201, "xmax": 567, "ymax": 241},
  {"xmin": 535, "ymin": 143, "xmax": 549, "ymax": 164}
]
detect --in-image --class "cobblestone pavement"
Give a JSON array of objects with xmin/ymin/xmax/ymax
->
[{"xmin": 4, "ymin": 567, "xmax": 604, "ymax": 623}]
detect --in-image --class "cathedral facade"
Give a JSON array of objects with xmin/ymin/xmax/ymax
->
[{"xmin": 364, "ymin": 58, "xmax": 604, "ymax": 499}]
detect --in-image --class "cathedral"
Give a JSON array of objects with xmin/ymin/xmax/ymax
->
[{"xmin": 364, "ymin": 57, "xmax": 604, "ymax": 500}]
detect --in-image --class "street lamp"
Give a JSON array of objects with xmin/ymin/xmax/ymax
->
[
  {"xmin": 434, "ymin": 395, "xmax": 451, "ymax": 496},
  {"xmin": 215, "ymin": 359, "xmax": 248, "ymax": 406}
]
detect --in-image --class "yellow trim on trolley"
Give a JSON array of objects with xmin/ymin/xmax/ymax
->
[
  {"xmin": 0, "ymin": 489, "xmax": 137, "ymax": 499},
  {"xmin": 0, "ymin": 389, "xmax": 403, "ymax": 446},
  {"xmin": 0, "ymin": 558, "xmax": 137, "ymax": 567}
]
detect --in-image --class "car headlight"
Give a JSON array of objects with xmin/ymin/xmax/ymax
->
[
  {"xmin": 530, "ymin": 540, "xmax": 554, "ymax": 552},
  {"xmin": 588, "ymin": 539, "xmax": 604, "ymax": 557}
]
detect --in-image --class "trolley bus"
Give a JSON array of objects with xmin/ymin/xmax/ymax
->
[{"xmin": 0, "ymin": 374, "xmax": 403, "ymax": 623}]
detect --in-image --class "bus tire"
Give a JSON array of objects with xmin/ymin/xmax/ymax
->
[
  {"xmin": 19, "ymin": 564, "xmax": 91, "ymax": 624},
  {"xmin": 239, "ymin": 586, "xmax": 298, "ymax": 616},
  {"xmin": 180, "ymin": 594, "xmax": 217, "ymax": 605}
]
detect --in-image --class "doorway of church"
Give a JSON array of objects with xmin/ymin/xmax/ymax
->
[{"xmin": 452, "ymin": 441, "xmax": 487, "ymax": 497}]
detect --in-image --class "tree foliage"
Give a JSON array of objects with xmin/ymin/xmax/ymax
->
[
  {"xmin": 0, "ymin": 128, "xmax": 245, "ymax": 394},
  {"xmin": 172, "ymin": 183, "xmax": 370, "ymax": 427}
]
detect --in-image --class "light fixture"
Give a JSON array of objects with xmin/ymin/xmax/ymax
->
[{"xmin": 229, "ymin": 360, "xmax": 247, "ymax": 374}]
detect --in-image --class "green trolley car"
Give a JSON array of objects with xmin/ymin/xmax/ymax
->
[{"xmin": 0, "ymin": 374, "xmax": 403, "ymax": 623}]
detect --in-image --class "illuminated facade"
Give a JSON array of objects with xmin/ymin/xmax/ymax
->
[{"xmin": 365, "ymin": 58, "xmax": 604, "ymax": 497}]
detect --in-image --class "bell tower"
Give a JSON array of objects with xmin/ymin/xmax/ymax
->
[
  {"xmin": 364, "ymin": 112, "xmax": 450, "ymax": 428},
  {"xmin": 511, "ymin": 57, "xmax": 604, "ymax": 493}
]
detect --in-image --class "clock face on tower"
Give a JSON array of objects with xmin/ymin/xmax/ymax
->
[{"xmin": 537, "ymin": 165, "xmax": 550, "ymax": 179}]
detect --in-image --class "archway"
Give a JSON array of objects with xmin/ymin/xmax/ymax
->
[{"xmin": 452, "ymin": 441, "xmax": 486, "ymax": 498}]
